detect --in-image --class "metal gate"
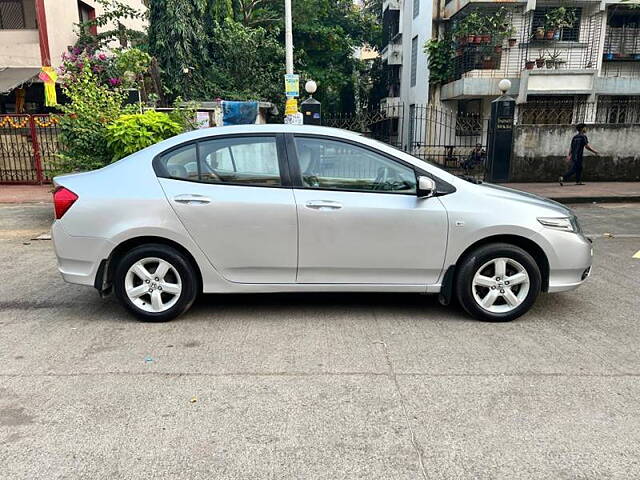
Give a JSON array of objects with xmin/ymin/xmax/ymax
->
[
  {"xmin": 325, "ymin": 104, "xmax": 490, "ymax": 179},
  {"xmin": 0, "ymin": 114, "xmax": 61, "ymax": 184},
  {"xmin": 409, "ymin": 105, "xmax": 490, "ymax": 178}
]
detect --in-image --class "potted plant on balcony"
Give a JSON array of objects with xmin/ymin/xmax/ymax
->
[
  {"xmin": 545, "ymin": 7, "xmax": 577, "ymax": 42},
  {"xmin": 525, "ymin": 59, "xmax": 535, "ymax": 70},
  {"xmin": 536, "ymin": 51, "xmax": 546, "ymax": 68},
  {"xmin": 545, "ymin": 50, "xmax": 564, "ymax": 69},
  {"xmin": 535, "ymin": 27, "xmax": 545, "ymax": 40}
]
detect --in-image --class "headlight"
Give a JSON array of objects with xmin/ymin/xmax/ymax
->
[{"xmin": 537, "ymin": 216, "xmax": 580, "ymax": 233}]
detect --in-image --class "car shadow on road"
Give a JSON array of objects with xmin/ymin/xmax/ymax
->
[{"xmin": 190, "ymin": 291, "xmax": 472, "ymax": 322}]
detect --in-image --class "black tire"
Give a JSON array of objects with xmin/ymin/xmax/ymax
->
[
  {"xmin": 113, "ymin": 244, "xmax": 198, "ymax": 322},
  {"xmin": 455, "ymin": 243, "xmax": 541, "ymax": 322}
]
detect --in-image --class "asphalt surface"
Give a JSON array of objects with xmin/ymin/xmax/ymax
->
[{"xmin": 1, "ymin": 202, "xmax": 639, "ymax": 479}]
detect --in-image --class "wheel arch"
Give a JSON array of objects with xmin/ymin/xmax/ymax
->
[
  {"xmin": 99, "ymin": 236, "xmax": 204, "ymax": 294},
  {"xmin": 453, "ymin": 234, "xmax": 550, "ymax": 293}
]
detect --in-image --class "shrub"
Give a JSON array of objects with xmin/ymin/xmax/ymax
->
[
  {"xmin": 106, "ymin": 110, "xmax": 184, "ymax": 161},
  {"xmin": 56, "ymin": 61, "xmax": 133, "ymax": 173},
  {"xmin": 425, "ymin": 38, "xmax": 454, "ymax": 85}
]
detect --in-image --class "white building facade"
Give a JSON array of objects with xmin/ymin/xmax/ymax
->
[
  {"xmin": 378, "ymin": 0, "xmax": 640, "ymax": 162},
  {"xmin": 380, "ymin": 0, "xmax": 433, "ymax": 147},
  {"xmin": 0, "ymin": 0, "xmax": 146, "ymax": 111}
]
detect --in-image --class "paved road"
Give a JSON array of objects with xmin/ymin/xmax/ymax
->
[{"xmin": 1, "ymin": 202, "xmax": 639, "ymax": 479}]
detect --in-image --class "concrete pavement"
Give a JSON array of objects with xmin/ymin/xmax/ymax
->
[
  {"xmin": 1, "ymin": 202, "xmax": 639, "ymax": 479},
  {"xmin": 2, "ymin": 182, "xmax": 640, "ymax": 205},
  {"xmin": 503, "ymin": 181, "xmax": 640, "ymax": 203}
]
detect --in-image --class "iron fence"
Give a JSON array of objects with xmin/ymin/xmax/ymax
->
[
  {"xmin": 324, "ymin": 104, "xmax": 489, "ymax": 180},
  {"xmin": 408, "ymin": 105, "xmax": 489, "ymax": 179},
  {"xmin": 517, "ymin": 98, "xmax": 640, "ymax": 125},
  {"xmin": 324, "ymin": 104, "xmax": 405, "ymax": 148},
  {"xmin": 0, "ymin": 114, "xmax": 61, "ymax": 184}
]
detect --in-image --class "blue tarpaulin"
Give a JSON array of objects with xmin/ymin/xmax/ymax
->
[{"xmin": 222, "ymin": 101, "xmax": 259, "ymax": 126}]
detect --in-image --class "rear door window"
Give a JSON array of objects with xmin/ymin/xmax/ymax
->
[
  {"xmin": 198, "ymin": 137, "xmax": 281, "ymax": 186},
  {"xmin": 158, "ymin": 144, "xmax": 199, "ymax": 180}
]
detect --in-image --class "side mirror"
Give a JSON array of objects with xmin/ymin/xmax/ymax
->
[{"xmin": 417, "ymin": 176, "xmax": 437, "ymax": 198}]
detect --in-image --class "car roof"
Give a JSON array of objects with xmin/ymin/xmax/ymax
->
[
  {"xmin": 169, "ymin": 124, "xmax": 365, "ymax": 142},
  {"xmin": 117, "ymin": 124, "xmax": 462, "ymax": 187}
]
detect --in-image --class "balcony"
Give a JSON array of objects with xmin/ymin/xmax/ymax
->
[
  {"xmin": 443, "ymin": 0, "xmax": 528, "ymax": 22},
  {"xmin": 0, "ymin": 29, "xmax": 40, "ymax": 67},
  {"xmin": 602, "ymin": 26, "xmax": 640, "ymax": 77},
  {"xmin": 382, "ymin": 0, "xmax": 400, "ymax": 11},
  {"xmin": 381, "ymin": 35, "xmax": 402, "ymax": 65},
  {"xmin": 0, "ymin": 0, "xmax": 40, "ymax": 67}
]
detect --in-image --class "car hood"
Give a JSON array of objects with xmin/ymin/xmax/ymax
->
[{"xmin": 476, "ymin": 183, "xmax": 572, "ymax": 216}]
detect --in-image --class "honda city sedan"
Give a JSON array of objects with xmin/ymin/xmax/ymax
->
[{"xmin": 51, "ymin": 125, "xmax": 593, "ymax": 322}]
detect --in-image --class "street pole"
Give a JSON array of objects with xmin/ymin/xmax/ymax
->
[{"xmin": 284, "ymin": 0, "xmax": 294, "ymax": 74}]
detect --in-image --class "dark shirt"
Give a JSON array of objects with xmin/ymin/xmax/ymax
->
[{"xmin": 570, "ymin": 133, "xmax": 589, "ymax": 162}]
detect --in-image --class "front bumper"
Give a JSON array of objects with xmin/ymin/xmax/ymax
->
[
  {"xmin": 532, "ymin": 228, "xmax": 593, "ymax": 293},
  {"xmin": 51, "ymin": 221, "xmax": 115, "ymax": 287}
]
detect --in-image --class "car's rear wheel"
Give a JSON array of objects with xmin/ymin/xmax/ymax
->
[
  {"xmin": 113, "ymin": 244, "xmax": 198, "ymax": 322},
  {"xmin": 455, "ymin": 243, "xmax": 541, "ymax": 322}
]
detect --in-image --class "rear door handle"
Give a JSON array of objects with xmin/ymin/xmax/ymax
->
[
  {"xmin": 305, "ymin": 200, "xmax": 343, "ymax": 210},
  {"xmin": 173, "ymin": 194, "xmax": 211, "ymax": 205}
]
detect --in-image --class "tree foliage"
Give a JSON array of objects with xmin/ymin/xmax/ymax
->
[
  {"xmin": 75, "ymin": 0, "xmax": 146, "ymax": 51},
  {"xmin": 147, "ymin": 0, "xmax": 380, "ymax": 113},
  {"xmin": 147, "ymin": 0, "xmax": 210, "ymax": 100},
  {"xmin": 56, "ymin": 61, "xmax": 134, "ymax": 173},
  {"xmin": 106, "ymin": 110, "xmax": 184, "ymax": 161}
]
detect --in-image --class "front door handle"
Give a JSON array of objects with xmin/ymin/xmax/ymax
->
[
  {"xmin": 305, "ymin": 200, "xmax": 343, "ymax": 210},
  {"xmin": 173, "ymin": 194, "xmax": 211, "ymax": 205}
]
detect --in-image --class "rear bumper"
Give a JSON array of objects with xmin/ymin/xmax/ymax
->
[{"xmin": 51, "ymin": 221, "xmax": 114, "ymax": 287}]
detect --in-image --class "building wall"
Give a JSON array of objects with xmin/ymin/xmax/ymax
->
[
  {"xmin": 44, "ymin": 0, "xmax": 147, "ymax": 67},
  {"xmin": 0, "ymin": 0, "xmax": 39, "ymax": 67},
  {"xmin": 0, "ymin": 0, "xmax": 147, "ymax": 69},
  {"xmin": 396, "ymin": 0, "xmax": 431, "ymax": 148},
  {"xmin": 0, "ymin": 29, "xmax": 40, "ymax": 67},
  {"xmin": 511, "ymin": 124, "xmax": 640, "ymax": 181}
]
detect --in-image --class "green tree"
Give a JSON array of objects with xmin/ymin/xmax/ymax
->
[
  {"xmin": 208, "ymin": 0, "xmax": 234, "ymax": 23},
  {"xmin": 147, "ymin": 0, "xmax": 210, "ymax": 100},
  {"xmin": 75, "ymin": 0, "xmax": 146, "ymax": 51},
  {"xmin": 206, "ymin": 19, "xmax": 285, "ymax": 103},
  {"xmin": 148, "ymin": 0, "xmax": 380, "ymax": 113},
  {"xmin": 269, "ymin": 0, "xmax": 380, "ymax": 113}
]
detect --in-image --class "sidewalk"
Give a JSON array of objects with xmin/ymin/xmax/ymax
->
[
  {"xmin": 0, "ymin": 185, "xmax": 53, "ymax": 204},
  {"xmin": 502, "ymin": 182, "xmax": 640, "ymax": 204},
  {"xmin": 0, "ymin": 182, "xmax": 639, "ymax": 205}
]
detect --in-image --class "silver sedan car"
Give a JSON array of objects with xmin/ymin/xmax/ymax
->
[{"xmin": 51, "ymin": 125, "xmax": 592, "ymax": 322}]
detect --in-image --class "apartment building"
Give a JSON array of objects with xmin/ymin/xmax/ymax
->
[
  {"xmin": 382, "ymin": 0, "xmax": 640, "ymax": 149},
  {"xmin": 380, "ymin": 0, "xmax": 433, "ymax": 146},
  {"xmin": 434, "ymin": 0, "xmax": 640, "ymax": 124},
  {"xmin": 0, "ymin": 0, "xmax": 146, "ymax": 112}
]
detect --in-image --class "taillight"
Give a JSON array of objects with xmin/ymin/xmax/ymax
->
[{"xmin": 53, "ymin": 187, "xmax": 78, "ymax": 219}]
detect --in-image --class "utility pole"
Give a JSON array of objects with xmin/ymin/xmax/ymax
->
[{"xmin": 284, "ymin": 0, "xmax": 294, "ymax": 75}]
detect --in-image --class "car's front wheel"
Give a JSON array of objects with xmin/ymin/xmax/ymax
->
[
  {"xmin": 113, "ymin": 244, "xmax": 198, "ymax": 322},
  {"xmin": 455, "ymin": 243, "xmax": 541, "ymax": 322}
]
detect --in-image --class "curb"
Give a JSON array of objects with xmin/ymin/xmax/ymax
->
[{"xmin": 548, "ymin": 196, "xmax": 640, "ymax": 204}]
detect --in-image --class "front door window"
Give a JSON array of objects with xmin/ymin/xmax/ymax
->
[{"xmin": 294, "ymin": 137, "xmax": 416, "ymax": 194}]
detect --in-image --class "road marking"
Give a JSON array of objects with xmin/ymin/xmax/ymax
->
[{"xmin": 633, "ymin": 250, "xmax": 640, "ymax": 259}]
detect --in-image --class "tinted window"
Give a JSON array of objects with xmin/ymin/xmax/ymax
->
[
  {"xmin": 410, "ymin": 35, "xmax": 418, "ymax": 87},
  {"xmin": 199, "ymin": 137, "xmax": 281, "ymax": 186},
  {"xmin": 159, "ymin": 144, "xmax": 199, "ymax": 180},
  {"xmin": 294, "ymin": 137, "xmax": 416, "ymax": 194}
]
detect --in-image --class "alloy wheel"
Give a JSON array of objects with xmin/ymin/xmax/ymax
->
[
  {"xmin": 124, "ymin": 257, "xmax": 182, "ymax": 313},
  {"xmin": 471, "ymin": 257, "xmax": 530, "ymax": 314}
]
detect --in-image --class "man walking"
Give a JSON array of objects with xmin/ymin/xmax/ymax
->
[{"xmin": 559, "ymin": 123, "xmax": 599, "ymax": 186}]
